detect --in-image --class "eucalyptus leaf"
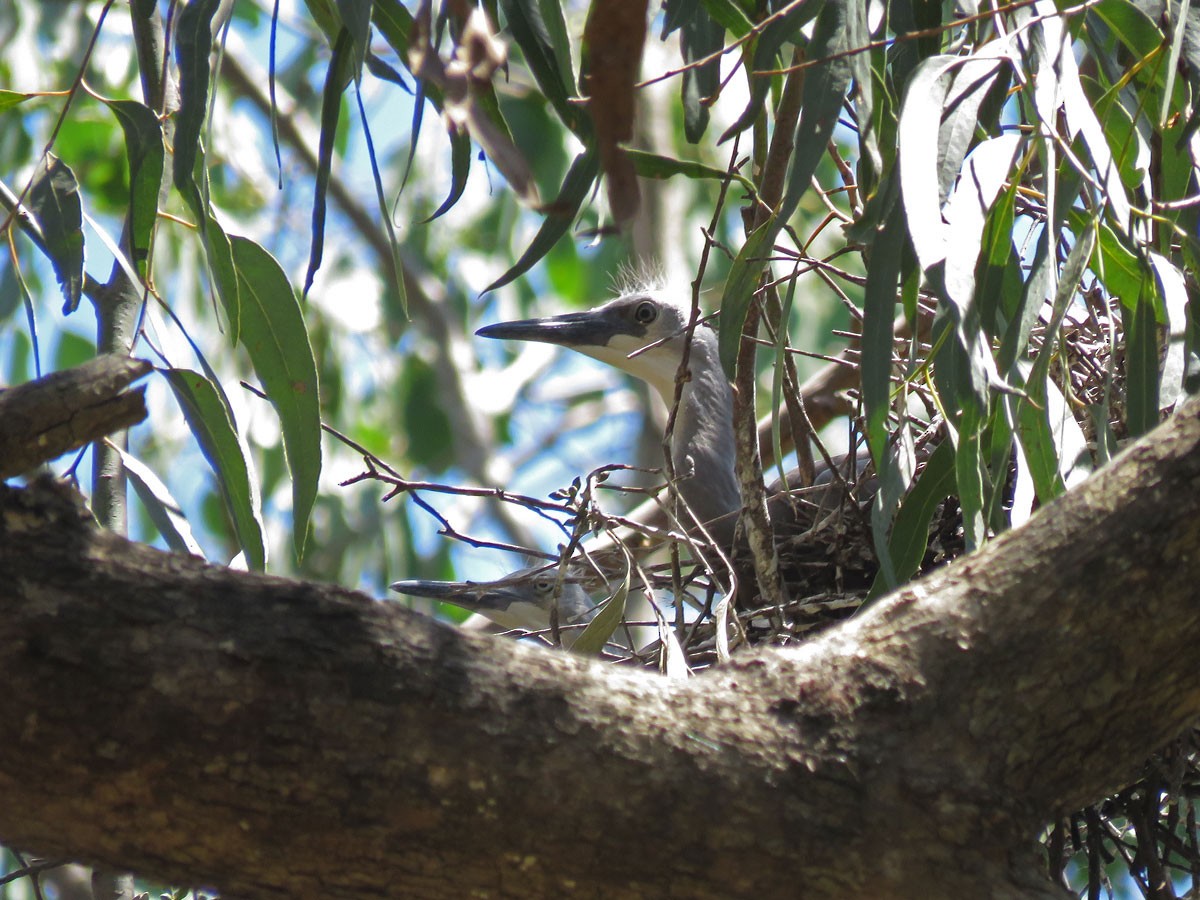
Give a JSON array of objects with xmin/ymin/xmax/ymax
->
[
  {"xmin": 28, "ymin": 154, "xmax": 84, "ymax": 314},
  {"xmin": 163, "ymin": 368, "xmax": 268, "ymax": 572}
]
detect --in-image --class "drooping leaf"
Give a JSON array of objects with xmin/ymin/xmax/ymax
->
[
  {"xmin": 482, "ymin": 149, "xmax": 599, "ymax": 294},
  {"xmin": 173, "ymin": 0, "xmax": 222, "ymax": 202},
  {"xmin": 627, "ymin": 148, "xmax": 754, "ymax": 192},
  {"xmin": 335, "ymin": 0, "xmax": 373, "ymax": 81},
  {"xmin": 500, "ymin": 0, "xmax": 587, "ymax": 134},
  {"xmin": 868, "ymin": 440, "xmax": 955, "ymax": 598},
  {"xmin": 102, "ymin": 98, "xmax": 164, "ymax": 278},
  {"xmin": 113, "ymin": 442, "xmax": 206, "ymax": 558},
  {"xmin": 365, "ymin": 48, "xmax": 412, "ymax": 91},
  {"xmin": 570, "ymin": 560, "xmax": 630, "ymax": 655},
  {"xmin": 305, "ymin": 26, "xmax": 357, "ymax": 298},
  {"xmin": 421, "ymin": 122, "xmax": 472, "ymax": 222},
  {"xmin": 861, "ymin": 182, "xmax": 908, "ymax": 587},
  {"xmin": 679, "ymin": 5, "xmax": 724, "ymax": 142},
  {"xmin": 370, "ymin": 0, "xmax": 417, "ymax": 62},
  {"xmin": 1125, "ymin": 280, "xmax": 1160, "ymax": 437},
  {"xmin": 27, "ymin": 154, "xmax": 84, "ymax": 314},
  {"xmin": 1151, "ymin": 251, "xmax": 1189, "ymax": 411},
  {"xmin": 354, "ymin": 85, "xmax": 408, "ymax": 315},
  {"xmin": 163, "ymin": 367, "xmax": 268, "ymax": 571},
  {"xmin": 229, "ymin": 236, "xmax": 322, "ymax": 558}
]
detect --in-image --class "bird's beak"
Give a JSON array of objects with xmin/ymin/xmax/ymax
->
[
  {"xmin": 389, "ymin": 578, "xmax": 522, "ymax": 615},
  {"xmin": 476, "ymin": 309, "xmax": 621, "ymax": 350}
]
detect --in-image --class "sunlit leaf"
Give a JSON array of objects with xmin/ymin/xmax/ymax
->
[
  {"xmin": 0, "ymin": 90, "xmax": 33, "ymax": 112},
  {"xmin": 163, "ymin": 368, "xmax": 268, "ymax": 571},
  {"xmin": 112, "ymin": 442, "xmax": 205, "ymax": 558},
  {"xmin": 1151, "ymin": 252, "xmax": 1188, "ymax": 411},
  {"xmin": 229, "ymin": 236, "xmax": 322, "ymax": 559}
]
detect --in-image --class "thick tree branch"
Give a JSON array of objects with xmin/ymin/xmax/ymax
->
[
  {"xmin": 1, "ymin": 400, "xmax": 1200, "ymax": 898},
  {"xmin": 0, "ymin": 356, "xmax": 152, "ymax": 479}
]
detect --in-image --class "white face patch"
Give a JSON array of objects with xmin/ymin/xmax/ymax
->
[
  {"xmin": 484, "ymin": 600, "xmax": 557, "ymax": 632},
  {"xmin": 580, "ymin": 335, "xmax": 681, "ymax": 406}
]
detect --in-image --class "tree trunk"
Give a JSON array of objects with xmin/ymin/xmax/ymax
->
[{"xmin": 2, "ymin": 400, "xmax": 1200, "ymax": 898}]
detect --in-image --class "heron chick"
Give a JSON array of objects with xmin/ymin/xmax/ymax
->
[
  {"xmin": 390, "ymin": 565, "xmax": 596, "ymax": 637},
  {"xmin": 477, "ymin": 289, "xmax": 741, "ymax": 531}
]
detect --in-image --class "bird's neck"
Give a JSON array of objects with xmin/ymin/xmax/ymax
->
[{"xmin": 661, "ymin": 334, "xmax": 741, "ymax": 528}]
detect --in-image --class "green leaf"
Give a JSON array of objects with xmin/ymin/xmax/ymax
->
[
  {"xmin": 482, "ymin": 150, "xmax": 598, "ymax": 294},
  {"xmin": 102, "ymin": 99, "xmax": 164, "ymax": 278},
  {"xmin": 335, "ymin": 0, "xmax": 372, "ymax": 81},
  {"xmin": 173, "ymin": 0, "xmax": 222, "ymax": 201},
  {"xmin": 975, "ymin": 176, "xmax": 1020, "ymax": 337},
  {"xmin": 500, "ymin": 0, "xmax": 586, "ymax": 134},
  {"xmin": 627, "ymin": 148, "xmax": 754, "ymax": 192},
  {"xmin": 113, "ymin": 442, "xmax": 206, "ymax": 559},
  {"xmin": 699, "ymin": 0, "xmax": 752, "ymax": 37},
  {"xmin": 569, "ymin": 562, "xmax": 629, "ymax": 655},
  {"xmin": 0, "ymin": 90, "xmax": 33, "ymax": 112},
  {"xmin": 860, "ymin": 180, "xmax": 905, "ymax": 470},
  {"xmin": 305, "ymin": 26, "xmax": 357, "ymax": 297},
  {"xmin": 679, "ymin": 5, "xmax": 724, "ymax": 142},
  {"xmin": 354, "ymin": 85, "xmax": 408, "ymax": 315},
  {"xmin": 229, "ymin": 236, "xmax": 322, "ymax": 558},
  {"xmin": 370, "ymin": 0, "xmax": 416, "ymax": 59},
  {"xmin": 421, "ymin": 105, "xmax": 474, "ymax": 222},
  {"xmin": 1125, "ymin": 280, "xmax": 1159, "ymax": 436},
  {"xmin": 199, "ymin": 194, "xmax": 242, "ymax": 344},
  {"xmin": 868, "ymin": 440, "xmax": 955, "ymax": 598},
  {"xmin": 163, "ymin": 367, "xmax": 268, "ymax": 571},
  {"xmin": 533, "ymin": 0, "xmax": 576, "ymax": 96},
  {"xmin": 1089, "ymin": 0, "xmax": 1162, "ymax": 66},
  {"xmin": 28, "ymin": 154, "xmax": 84, "ymax": 314},
  {"xmin": 364, "ymin": 49, "xmax": 411, "ymax": 91}
]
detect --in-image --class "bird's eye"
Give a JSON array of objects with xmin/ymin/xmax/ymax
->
[
  {"xmin": 634, "ymin": 300, "xmax": 658, "ymax": 324},
  {"xmin": 534, "ymin": 577, "xmax": 553, "ymax": 594}
]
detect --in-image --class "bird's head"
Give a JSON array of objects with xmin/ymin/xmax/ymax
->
[
  {"xmin": 476, "ymin": 290, "xmax": 713, "ymax": 405},
  {"xmin": 389, "ymin": 565, "xmax": 596, "ymax": 637}
]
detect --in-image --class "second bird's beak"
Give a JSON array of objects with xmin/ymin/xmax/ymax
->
[{"xmin": 390, "ymin": 578, "xmax": 528, "ymax": 614}]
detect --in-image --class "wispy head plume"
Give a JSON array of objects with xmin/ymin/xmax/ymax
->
[{"xmin": 612, "ymin": 259, "xmax": 667, "ymax": 296}]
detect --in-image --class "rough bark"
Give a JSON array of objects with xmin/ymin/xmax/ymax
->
[
  {"xmin": 1, "ymin": 400, "xmax": 1200, "ymax": 898},
  {"xmin": 0, "ymin": 356, "xmax": 152, "ymax": 479}
]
